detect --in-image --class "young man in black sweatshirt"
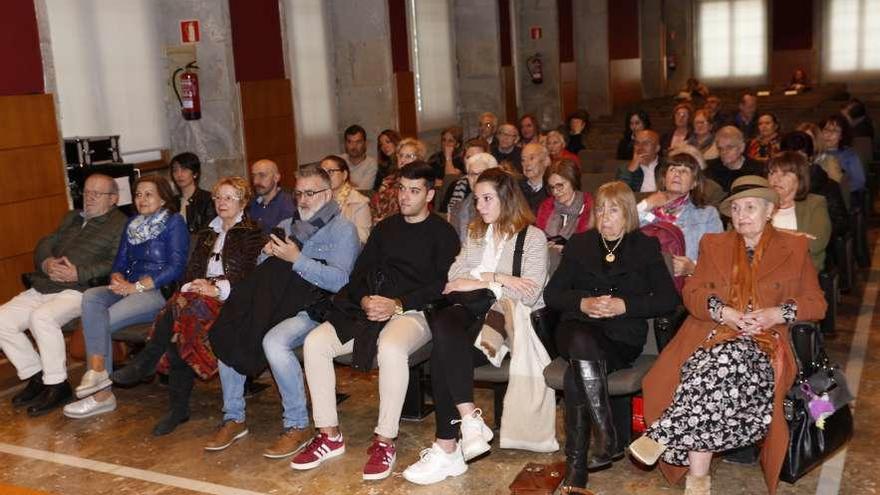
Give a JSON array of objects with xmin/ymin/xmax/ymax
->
[{"xmin": 294, "ymin": 161, "xmax": 460, "ymax": 481}]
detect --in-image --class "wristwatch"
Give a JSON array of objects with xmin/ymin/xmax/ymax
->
[
  {"xmin": 134, "ymin": 281, "xmax": 146, "ymax": 293},
  {"xmin": 393, "ymin": 298, "xmax": 404, "ymax": 316}
]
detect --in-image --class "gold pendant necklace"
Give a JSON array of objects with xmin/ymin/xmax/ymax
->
[{"xmin": 601, "ymin": 234, "xmax": 624, "ymax": 262}]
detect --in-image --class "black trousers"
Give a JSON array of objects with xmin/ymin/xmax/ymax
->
[
  {"xmin": 555, "ymin": 319, "xmax": 640, "ymax": 404},
  {"xmin": 429, "ymin": 305, "xmax": 490, "ymax": 439}
]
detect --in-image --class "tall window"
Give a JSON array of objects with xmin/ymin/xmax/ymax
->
[
  {"xmin": 827, "ymin": 0, "xmax": 880, "ymax": 74},
  {"xmin": 45, "ymin": 0, "xmax": 168, "ymax": 158},
  {"xmin": 408, "ymin": 0, "xmax": 457, "ymax": 131},
  {"xmin": 696, "ymin": 0, "xmax": 767, "ymax": 81},
  {"xmin": 283, "ymin": 0, "xmax": 339, "ymax": 163}
]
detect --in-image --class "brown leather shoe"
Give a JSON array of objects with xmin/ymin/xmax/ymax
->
[
  {"xmin": 204, "ymin": 421, "xmax": 248, "ymax": 451},
  {"xmin": 263, "ymin": 427, "xmax": 312, "ymax": 458}
]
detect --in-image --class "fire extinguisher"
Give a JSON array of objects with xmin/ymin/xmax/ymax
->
[
  {"xmin": 527, "ymin": 53, "xmax": 543, "ymax": 84},
  {"xmin": 173, "ymin": 62, "xmax": 201, "ymax": 120}
]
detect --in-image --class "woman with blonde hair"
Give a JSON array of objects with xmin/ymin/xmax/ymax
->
[
  {"xmin": 370, "ymin": 137, "xmax": 427, "ymax": 223},
  {"xmin": 545, "ymin": 181, "xmax": 679, "ymax": 493}
]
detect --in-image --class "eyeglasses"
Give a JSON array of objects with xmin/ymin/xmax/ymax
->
[
  {"xmin": 212, "ymin": 194, "xmax": 241, "ymax": 203},
  {"xmin": 548, "ymin": 182, "xmax": 568, "ymax": 193},
  {"xmin": 294, "ymin": 188, "xmax": 329, "ymax": 199},
  {"xmin": 397, "ymin": 152, "xmax": 418, "ymax": 161},
  {"xmin": 322, "ymin": 168, "xmax": 344, "ymax": 174},
  {"xmin": 82, "ymin": 190, "xmax": 115, "ymax": 199}
]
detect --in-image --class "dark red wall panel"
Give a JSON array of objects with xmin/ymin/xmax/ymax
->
[
  {"xmin": 0, "ymin": 0, "xmax": 44, "ymax": 95},
  {"xmin": 498, "ymin": 0, "xmax": 512, "ymax": 67},
  {"xmin": 773, "ymin": 0, "xmax": 813, "ymax": 50},
  {"xmin": 557, "ymin": 0, "xmax": 574, "ymax": 63},
  {"xmin": 388, "ymin": 0, "xmax": 411, "ymax": 72},
  {"xmin": 229, "ymin": 0, "xmax": 285, "ymax": 82},
  {"xmin": 608, "ymin": 0, "xmax": 639, "ymax": 60}
]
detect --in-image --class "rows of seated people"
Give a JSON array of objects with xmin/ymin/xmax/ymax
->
[{"xmin": 0, "ymin": 94, "xmax": 873, "ymax": 494}]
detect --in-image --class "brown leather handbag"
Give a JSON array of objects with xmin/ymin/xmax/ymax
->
[{"xmin": 508, "ymin": 462, "xmax": 568, "ymax": 495}]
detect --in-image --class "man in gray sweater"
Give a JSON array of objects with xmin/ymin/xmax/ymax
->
[{"xmin": 1, "ymin": 174, "xmax": 127, "ymax": 417}]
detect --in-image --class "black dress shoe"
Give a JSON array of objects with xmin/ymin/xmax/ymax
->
[
  {"xmin": 27, "ymin": 381, "xmax": 73, "ymax": 417},
  {"xmin": 12, "ymin": 372, "xmax": 45, "ymax": 407},
  {"xmin": 152, "ymin": 412, "xmax": 190, "ymax": 436}
]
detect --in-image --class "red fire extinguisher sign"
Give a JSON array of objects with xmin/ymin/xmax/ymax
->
[{"xmin": 181, "ymin": 20, "xmax": 200, "ymax": 44}]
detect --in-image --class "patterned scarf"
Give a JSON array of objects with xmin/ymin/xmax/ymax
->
[
  {"xmin": 651, "ymin": 193, "xmax": 690, "ymax": 223},
  {"xmin": 127, "ymin": 208, "xmax": 171, "ymax": 245},
  {"xmin": 289, "ymin": 199, "xmax": 340, "ymax": 248}
]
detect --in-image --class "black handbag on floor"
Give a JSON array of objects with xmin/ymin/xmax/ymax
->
[{"xmin": 779, "ymin": 322, "xmax": 854, "ymax": 483}]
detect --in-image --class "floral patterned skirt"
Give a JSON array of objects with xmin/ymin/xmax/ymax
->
[{"xmin": 645, "ymin": 335, "xmax": 775, "ymax": 466}]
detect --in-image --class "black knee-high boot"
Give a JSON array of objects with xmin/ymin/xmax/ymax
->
[
  {"xmin": 111, "ymin": 310, "xmax": 174, "ymax": 386},
  {"xmin": 571, "ymin": 360, "xmax": 622, "ymax": 471},
  {"xmin": 152, "ymin": 348, "xmax": 193, "ymax": 436},
  {"xmin": 562, "ymin": 366, "xmax": 589, "ymax": 490}
]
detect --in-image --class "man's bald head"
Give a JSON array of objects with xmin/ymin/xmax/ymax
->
[{"xmin": 250, "ymin": 159, "xmax": 281, "ymax": 200}]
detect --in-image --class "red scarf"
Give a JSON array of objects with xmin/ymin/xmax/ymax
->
[{"xmin": 651, "ymin": 194, "xmax": 690, "ymax": 223}]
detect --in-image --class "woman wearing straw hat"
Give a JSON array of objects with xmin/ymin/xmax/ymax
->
[{"xmin": 628, "ymin": 175, "xmax": 828, "ymax": 495}]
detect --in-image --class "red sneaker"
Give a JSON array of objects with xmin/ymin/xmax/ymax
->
[
  {"xmin": 362, "ymin": 439, "xmax": 397, "ymax": 480},
  {"xmin": 290, "ymin": 432, "xmax": 345, "ymax": 470}
]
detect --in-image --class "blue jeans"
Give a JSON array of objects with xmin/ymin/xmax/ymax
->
[
  {"xmin": 81, "ymin": 286, "xmax": 166, "ymax": 373},
  {"xmin": 219, "ymin": 311, "xmax": 318, "ymax": 428}
]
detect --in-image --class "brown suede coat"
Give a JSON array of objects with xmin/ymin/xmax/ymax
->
[{"xmin": 642, "ymin": 227, "xmax": 827, "ymax": 494}]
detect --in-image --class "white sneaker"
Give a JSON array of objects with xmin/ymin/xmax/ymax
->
[
  {"xmin": 402, "ymin": 443, "xmax": 468, "ymax": 485},
  {"xmin": 455, "ymin": 408, "xmax": 494, "ymax": 461},
  {"xmin": 75, "ymin": 369, "xmax": 111, "ymax": 398},
  {"xmin": 63, "ymin": 394, "xmax": 117, "ymax": 419}
]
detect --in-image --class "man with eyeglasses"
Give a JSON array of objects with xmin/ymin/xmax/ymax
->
[
  {"xmin": 492, "ymin": 123, "xmax": 523, "ymax": 173},
  {"xmin": 0, "ymin": 174, "xmax": 127, "ymax": 417},
  {"xmin": 205, "ymin": 164, "xmax": 361, "ymax": 455},
  {"xmin": 705, "ymin": 125, "xmax": 765, "ymax": 193},
  {"xmin": 617, "ymin": 129, "xmax": 663, "ymax": 193},
  {"xmin": 293, "ymin": 161, "xmax": 459, "ymax": 482},
  {"xmin": 340, "ymin": 125, "xmax": 379, "ymax": 190},
  {"xmin": 247, "ymin": 159, "xmax": 296, "ymax": 234}
]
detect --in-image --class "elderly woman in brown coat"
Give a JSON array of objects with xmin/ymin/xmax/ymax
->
[{"xmin": 628, "ymin": 175, "xmax": 827, "ymax": 495}]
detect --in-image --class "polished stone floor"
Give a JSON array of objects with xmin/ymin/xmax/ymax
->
[{"xmin": 0, "ymin": 246, "xmax": 876, "ymax": 495}]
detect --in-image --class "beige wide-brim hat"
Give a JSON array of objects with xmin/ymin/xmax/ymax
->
[{"xmin": 718, "ymin": 175, "xmax": 779, "ymax": 217}]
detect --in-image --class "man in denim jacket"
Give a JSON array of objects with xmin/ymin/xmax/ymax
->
[{"xmin": 205, "ymin": 164, "xmax": 361, "ymax": 457}]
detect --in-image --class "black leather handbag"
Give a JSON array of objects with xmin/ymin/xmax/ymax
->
[{"xmin": 780, "ymin": 322, "xmax": 854, "ymax": 483}]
